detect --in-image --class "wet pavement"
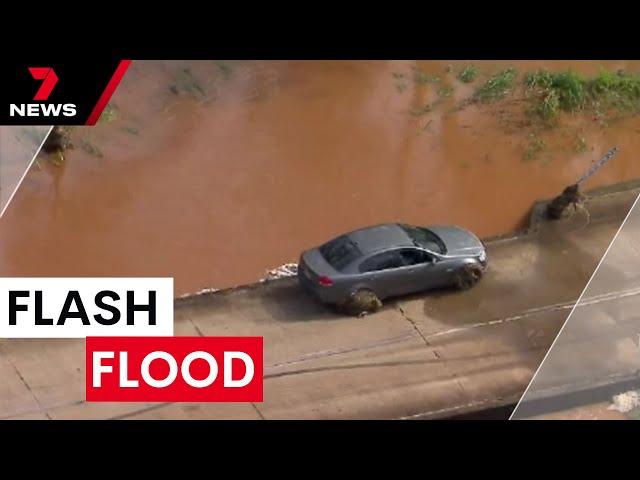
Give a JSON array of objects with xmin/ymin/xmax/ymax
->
[{"xmin": 513, "ymin": 184, "xmax": 640, "ymax": 419}]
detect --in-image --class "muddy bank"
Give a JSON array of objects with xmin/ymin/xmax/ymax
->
[{"xmin": 2, "ymin": 60, "xmax": 640, "ymax": 296}]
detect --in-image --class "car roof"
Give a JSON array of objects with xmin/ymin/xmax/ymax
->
[{"xmin": 345, "ymin": 223, "xmax": 414, "ymax": 255}]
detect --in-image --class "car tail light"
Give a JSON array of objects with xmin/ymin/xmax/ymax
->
[{"xmin": 318, "ymin": 275, "xmax": 334, "ymax": 287}]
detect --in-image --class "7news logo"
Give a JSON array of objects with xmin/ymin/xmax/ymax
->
[{"xmin": 9, "ymin": 66, "xmax": 77, "ymax": 117}]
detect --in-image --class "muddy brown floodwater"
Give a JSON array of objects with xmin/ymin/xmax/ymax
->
[{"xmin": 2, "ymin": 60, "xmax": 640, "ymax": 296}]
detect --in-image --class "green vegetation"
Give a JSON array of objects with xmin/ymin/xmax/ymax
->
[
  {"xmin": 80, "ymin": 140, "xmax": 103, "ymax": 158},
  {"xmin": 412, "ymin": 67, "xmax": 440, "ymax": 85},
  {"xmin": 458, "ymin": 65, "xmax": 478, "ymax": 83},
  {"xmin": 392, "ymin": 72, "xmax": 408, "ymax": 92},
  {"xmin": 437, "ymin": 86, "xmax": 454, "ymax": 97},
  {"xmin": 395, "ymin": 82, "xmax": 408, "ymax": 93},
  {"xmin": 215, "ymin": 60, "xmax": 232, "ymax": 80},
  {"xmin": 393, "ymin": 63, "xmax": 640, "ymax": 162},
  {"xmin": 50, "ymin": 150, "xmax": 65, "ymax": 166},
  {"xmin": 524, "ymin": 68, "xmax": 640, "ymax": 124},
  {"xmin": 574, "ymin": 136, "xmax": 588, "ymax": 153},
  {"xmin": 170, "ymin": 68, "xmax": 207, "ymax": 99},
  {"xmin": 474, "ymin": 67, "xmax": 518, "ymax": 102},
  {"xmin": 99, "ymin": 104, "xmax": 118, "ymax": 123},
  {"xmin": 524, "ymin": 133, "xmax": 546, "ymax": 161}
]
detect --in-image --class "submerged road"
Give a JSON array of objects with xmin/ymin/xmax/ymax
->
[{"xmin": 0, "ymin": 186, "xmax": 637, "ymax": 420}]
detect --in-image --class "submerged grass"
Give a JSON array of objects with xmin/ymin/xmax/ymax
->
[
  {"xmin": 524, "ymin": 68, "xmax": 640, "ymax": 124},
  {"xmin": 474, "ymin": 67, "xmax": 518, "ymax": 102},
  {"xmin": 170, "ymin": 68, "xmax": 207, "ymax": 99},
  {"xmin": 412, "ymin": 66, "xmax": 440, "ymax": 84},
  {"xmin": 99, "ymin": 104, "xmax": 118, "ymax": 123},
  {"xmin": 574, "ymin": 136, "xmax": 588, "ymax": 153},
  {"xmin": 397, "ymin": 64, "xmax": 640, "ymax": 162},
  {"xmin": 80, "ymin": 140, "xmax": 103, "ymax": 158},
  {"xmin": 437, "ymin": 85, "xmax": 454, "ymax": 97},
  {"xmin": 458, "ymin": 65, "xmax": 478, "ymax": 83},
  {"xmin": 524, "ymin": 133, "xmax": 546, "ymax": 161}
]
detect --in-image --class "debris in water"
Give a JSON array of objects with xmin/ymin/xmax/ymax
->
[
  {"xmin": 42, "ymin": 126, "xmax": 74, "ymax": 165},
  {"xmin": 42, "ymin": 126, "xmax": 73, "ymax": 154},
  {"xmin": 121, "ymin": 126, "xmax": 140, "ymax": 135},
  {"xmin": 547, "ymin": 147, "xmax": 618, "ymax": 219},
  {"xmin": 263, "ymin": 263, "xmax": 298, "ymax": 281},
  {"xmin": 177, "ymin": 286, "xmax": 220, "ymax": 299},
  {"xmin": 99, "ymin": 104, "xmax": 119, "ymax": 123},
  {"xmin": 173, "ymin": 68, "xmax": 207, "ymax": 100},
  {"xmin": 546, "ymin": 184, "xmax": 583, "ymax": 219},
  {"xmin": 608, "ymin": 390, "xmax": 640, "ymax": 413},
  {"xmin": 80, "ymin": 140, "xmax": 103, "ymax": 158}
]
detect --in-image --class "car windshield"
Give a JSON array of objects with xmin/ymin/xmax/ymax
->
[
  {"xmin": 400, "ymin": 225, "xmax": 446, "ymax": 254},
  {"xmin": 319, "ymin": 235, "xmax": 363, "ymax": 271}
]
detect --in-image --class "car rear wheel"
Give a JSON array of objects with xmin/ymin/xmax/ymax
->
[
  {"xmin": 338, "ymin": 289, "xmax": 382, "ymax": 316},
  {"xmin": 455, "ymin": 264, "xmax": 483, "ymax": 290}
]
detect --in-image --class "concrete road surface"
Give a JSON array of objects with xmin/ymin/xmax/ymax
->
[
  {"xmin": 0, "ymin": 185, "xmax": 637, "ymax": 420},
  {"xmin": 514, "ymin": 187, "xmax": 640, "ymax": 419}
]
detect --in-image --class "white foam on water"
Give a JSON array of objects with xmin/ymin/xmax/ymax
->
[{"xmin": 263, "ymin": 263, "xmax": 298, "ymax": 281}]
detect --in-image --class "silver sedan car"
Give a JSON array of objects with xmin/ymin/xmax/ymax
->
[{"xmin": 298, "ymin": 223, "xmax": 487, "ymax": 315}]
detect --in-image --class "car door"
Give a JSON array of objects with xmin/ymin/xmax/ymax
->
[
  {"xmin": 357, "ymin": 251, "xmax": 406, "ymax": 299},
  {"xmin": 392, "ymin": 248, "xmax": 446, "ymax": 295}
]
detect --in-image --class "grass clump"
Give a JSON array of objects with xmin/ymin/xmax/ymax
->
[
  {"xmin": 170, "ymin": 68, "xmax": 207, "ymax": 99},
  {"xmin": 437, "ymin": 86, "xmax": 454, "ymax": 97},
  {"xmin": 412, "ymin": 67, "xmax": 440, "ymax": 84},
  {"xmin": 458, "ymin": 65, "xmax": 478, "ymax": 83},
  {"xmin": 474, "ymin": 67, "xmax": 518, "ymax": 102},
  {"xmin": 524, "ymin": 70, "xmax": 585, "ymax": 123},
  {"xmin": 524, "ymin": 68, "xmax": 640, "ymax": 124},
  {"xmin": 524, "ymin": 133, "xmax": 545, "ymax": 161},
  {"xmin": 80, "ymin": 140, "xmax": 103, "ymax": 158},
  {"xmin": 392, "ymin": 72, "xmax": 408, "ymax": 92},
  {"xmin": 99, "ymin": 103, "xmax": 118, "ymax": 123},
  {"xmin": 574, "ymin": 136, "xmax": 588, "ymax": 153}
]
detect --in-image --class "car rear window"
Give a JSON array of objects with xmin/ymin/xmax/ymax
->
[
  {"xmin": 319, "ymin": 235, "xmax": 363, "ymax": 271},
  {"xmin": 400, "ymin": 225, "xmax": 446, "ymax": 254}
]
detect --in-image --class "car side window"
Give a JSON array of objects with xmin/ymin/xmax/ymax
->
[
  {"xmin": 359, "ymin": 251, "xmax": 404, "ymax": 273},
  {"xmin": 399, "ymin": 248, "xmax": 435, "ymax": 266}
]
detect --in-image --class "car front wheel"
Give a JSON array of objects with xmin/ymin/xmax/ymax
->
[
  {"xmin": 455, "ymin": 264, "xmax": 483, "ymax": 290},
  {"xmin": 338, "ymin": 289, "xmax": 382, "ymax": 316}
]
